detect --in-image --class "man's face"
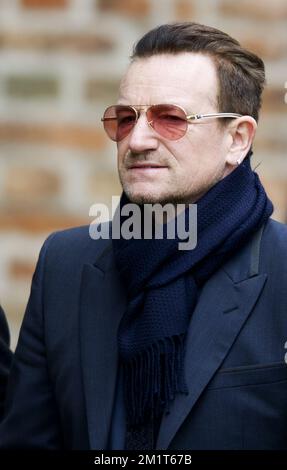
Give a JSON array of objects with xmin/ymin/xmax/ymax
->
[{"xmin": 117, "ymin": 52, "xmax": 233, "ymax": 205}]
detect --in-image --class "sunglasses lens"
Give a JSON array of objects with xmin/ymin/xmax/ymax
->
[
  {"xmin": 102, "ymin": 104, "xmax": 188, "ymax": 141},
  {"xmin": 102, "ymin": 106, "xmax": 136, "ymax": 142},
  {"xmin": 148, "ymin": 104, "xmax": 188, "ymax": 140}
]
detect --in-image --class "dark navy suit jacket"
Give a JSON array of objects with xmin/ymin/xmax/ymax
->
[
  {"xmin": 0, "ymin": 218, "xmax": 286, "ymax": 449},
  {"xmin": 0, "ymin": 306, "xmax": 12, "ymax": 420}
]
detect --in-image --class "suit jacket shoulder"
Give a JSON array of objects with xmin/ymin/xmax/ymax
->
[{"xmin": 260, "ymin": 218, "xmax": 287, "ymax": 278}]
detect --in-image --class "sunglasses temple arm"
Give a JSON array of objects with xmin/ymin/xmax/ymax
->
[{"xmin": 187, "ymin": 113, "xmax": 242, "ymax": 121}]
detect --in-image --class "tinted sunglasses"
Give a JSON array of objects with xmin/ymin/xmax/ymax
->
[{"xmin": 101, "ymin": 104, "xmax": 242, "ymax": 142}]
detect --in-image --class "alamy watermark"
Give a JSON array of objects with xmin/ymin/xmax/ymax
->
[{"xmin": 89, "ymin": 196, "xmax": 197, "ymax": 251}]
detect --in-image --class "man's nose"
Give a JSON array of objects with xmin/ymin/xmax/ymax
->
[{"xmin": 128, "ymin": 114, "xmax": 159, "ymax": 153}]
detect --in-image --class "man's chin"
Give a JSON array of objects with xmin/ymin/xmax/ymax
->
[
  {"xmin": 123, "ymin": 189, "xmax": 185, "ymax": 206},
  {"xmin": 125, "ymin": 193, "xmax": 162, "ymax": 205},
  {"xmin": 122, "ymin": 188, "xmax": 164, "ymax": 205}
]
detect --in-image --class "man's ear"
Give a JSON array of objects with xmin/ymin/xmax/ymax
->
[{"xmin": 225, "ymin": 116, "xmax": 257, "ymax": 165}]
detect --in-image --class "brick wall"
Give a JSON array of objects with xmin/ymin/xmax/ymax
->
[{"xmin": 0, "ymin": 0, "xmax": 286, "ymax": 349}]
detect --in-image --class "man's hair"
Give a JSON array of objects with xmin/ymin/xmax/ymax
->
[{"xmin": 131, "ymin": 22, "xmax": 265, "ymax": 122}]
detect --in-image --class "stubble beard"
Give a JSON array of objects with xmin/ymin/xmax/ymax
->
[{"xmin": 119, "ymin": 172, "xmax": 198, "ymax": 206}]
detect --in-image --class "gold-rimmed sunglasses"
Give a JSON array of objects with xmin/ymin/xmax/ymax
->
[{"xmin": 101, "ymin": 104, "xmax": 242, "ymax": 142}]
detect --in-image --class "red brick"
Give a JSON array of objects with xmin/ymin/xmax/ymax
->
[
  {"xmin": 21, "ymin": 0, "xmax": 68, "ymax": 8},
  {"xmin": 261, "ymin": 87, "xmax": 287, "ymax": 113},
  {"xmin": 4, "ymin": 167, "xmax": 60, "ymax": 203},
  {"xmin": 0, "ymin": 211, "xmax": 89, "ymax": 233},
  {"xmin": 175, "ymin": 0, "xmax": 195, "ymax": 20},
  {"xmin": 239, "ymin": 36, "xmax": 287, "ymax": 61},
  {"xmin": 97, "ymin": 0, "xmax": 150, "ymax": 17},
  {"xmin": 9, "ymin": 260, "xmax": 36, "ymax": 281},
  {"xmin": 253, "ymin": 137, "xmax": 286, "ymax": 154},
  {"xmin": 260, "ymin": 177, "xmax": 287, "ymax": 222},
  {"xmin": 219, "ymin": 0, "xmax": 287, "ymax": 20},
  {"xmin": 0, "ymin": 33, "xmax": 114, "ymax": 53},
  {"xmin": 0, "ymin": 123, "xmax": 107, "ymax": 150}
]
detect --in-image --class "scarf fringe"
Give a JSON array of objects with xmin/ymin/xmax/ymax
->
[{"xmin": 123, "ymin": 334, "xmax": 188, "ymax": 428}]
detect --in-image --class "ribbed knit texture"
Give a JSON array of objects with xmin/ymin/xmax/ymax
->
[{"xmin": 112, "ymin": 153, "xmax": 273, "ymax": 449}]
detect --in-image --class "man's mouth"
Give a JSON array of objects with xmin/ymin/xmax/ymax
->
[{"xmin": 128, "ymin": 163, "xmax": 168, "ymax": 170}]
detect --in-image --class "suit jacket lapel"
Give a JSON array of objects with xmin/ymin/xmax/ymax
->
[
  {"xmin": 79, "ymin": 241, "xmax": 127, "ymax": 449},
  {"xmin": 156, "ymin": 227, "xmax": 267, "ymax": 450}
]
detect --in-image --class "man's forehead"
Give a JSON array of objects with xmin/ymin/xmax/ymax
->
[{"xmin": 119, "ymin": 53, "xmax": 218, "ymax": 108}]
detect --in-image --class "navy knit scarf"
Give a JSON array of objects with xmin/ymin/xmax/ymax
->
[{"xmin": 112, "ymin": 153, "xmax": 273, "ymax": 449}]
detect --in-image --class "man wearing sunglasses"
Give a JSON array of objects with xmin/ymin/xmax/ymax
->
[{"xmin": 0, "ymin": 22, "xmax": 286, "ymax": 451}]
